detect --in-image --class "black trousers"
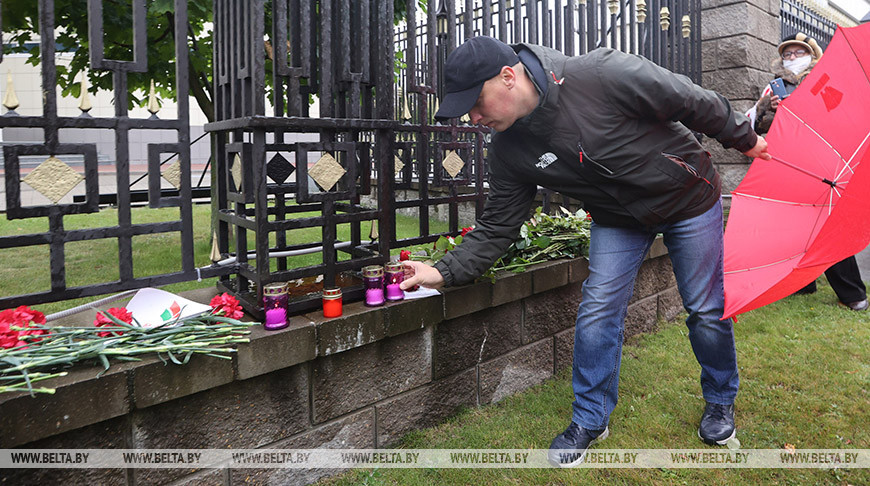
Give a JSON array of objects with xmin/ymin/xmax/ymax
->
[{"xmin": 797, "ymin": 256, "xmax": 867, "ymax": 303}]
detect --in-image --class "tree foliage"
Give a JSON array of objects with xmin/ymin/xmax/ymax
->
[
  {"xmin": 0, "ymin": 0, "xmax": 424, "ymax": 123},
  {"xmin": 2, "ymin": 0, "xmax": 214, "ymax": 121}
]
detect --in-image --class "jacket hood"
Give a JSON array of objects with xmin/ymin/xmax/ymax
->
[{"xmin": 510, "ymin": 43, "xmax": 568, "ymax": 134}]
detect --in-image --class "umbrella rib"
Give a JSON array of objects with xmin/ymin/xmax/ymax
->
[
  {"xmin": 835, "ymin": 130, "xmax": 870, "ymax": 181},
  {"xmin": 724, "ymin": 253, "xmax": 804, "ymax": 274},
  {"xmin": 730, "ymin": 191, "xmax": 834, "ymax": 207},
  {"xmin": 780, "ymin": 105, "xmax": 849, "ymax": 167}
]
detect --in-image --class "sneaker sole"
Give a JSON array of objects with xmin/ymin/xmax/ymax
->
[
  {"xmin": 552, "ymin": 427, "xmax": 610, "ymax": 468},
  {"xmin": 697, "ymin": 427, "xmax": 735, "ymax": 446}
]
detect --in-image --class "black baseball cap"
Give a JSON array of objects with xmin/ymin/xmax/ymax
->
[{"xmin": 434, "ymin": 36, "xmax": 520, "ymax": 121}]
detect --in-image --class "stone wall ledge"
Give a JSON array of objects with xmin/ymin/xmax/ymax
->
[{"xmin": 1, "ymin": 237, "xmax": 675, "ymax": 451}]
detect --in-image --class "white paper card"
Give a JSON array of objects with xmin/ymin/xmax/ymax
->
[
  {"xmin": 124, "ymin": 288, "xmax": 212, "ymax": 328},
  {"xmin": 401, "ymin": 286, "xmax": 442, "ymax": 300}
]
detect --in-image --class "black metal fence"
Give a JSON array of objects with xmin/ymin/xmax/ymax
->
[
  {"xmin": 780, "ymin": 0, "xmax": 837, "ymax": 49},
  {"xmin": 1, "ymin": 0, "xmax": 702, "ymax": 316},
  {"xmin": 0, "ymin": 0, "xmax": 228, "ymax": 309}
]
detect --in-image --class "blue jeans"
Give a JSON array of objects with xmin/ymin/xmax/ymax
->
[{"xmin": 572, "ymin": 199, "xmax": 738, "ymax": 430}]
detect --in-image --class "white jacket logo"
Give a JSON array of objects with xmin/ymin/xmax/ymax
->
[{"xmin": 536, "ymin": 152, "xmax": 557, "ymax": 169}]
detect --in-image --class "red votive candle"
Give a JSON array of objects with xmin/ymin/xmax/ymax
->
[{"xmin": 322, "ymin": 287, "xmax": 343, "ymax": 318}]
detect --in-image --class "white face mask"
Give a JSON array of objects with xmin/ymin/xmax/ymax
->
[{"xmin": 784, "ymin": 55, "xmax": 812, "ymax": 74}]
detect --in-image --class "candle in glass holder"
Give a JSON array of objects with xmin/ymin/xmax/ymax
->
[
  {"xmin": 362, "ymin": 265, "xmax": 385, "ymax": 306},
  {"xmin": 262, "ymin": 282, "xmax": 289, "ymax": 330},
  {"xmin": 385, "ymin": 262, "xmax": 405, "ymax": 301},
  {"xmin": 322, "ymin": 287, "xmax": 343, "ymax": 318}
]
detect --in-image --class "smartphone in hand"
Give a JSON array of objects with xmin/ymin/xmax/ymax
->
[{"xmin": 769, "ymin": 78, "xmax": 789, "ymax": 100}]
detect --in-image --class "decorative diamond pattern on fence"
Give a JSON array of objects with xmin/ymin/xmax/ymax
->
[
  {"xmin": 266, "ymin": 153, "xmax": 295, "ymax": 184},
  {"xmin": 394, "ymin": 155, "xmax": 405, "ymax": 175},
  {"xmin": 230, "ymin": 154, "xmax": 243, "ymax": 192},
  {"xmin": 441, "ymin": 150, "xmax": 465, "ymax": 178},
  {"xmin": 22, "ymin": 156, "xmax": 83, "ymax": 204},
  {"xmin": 161, "ymin": 160, "xmax": 183, "ymax": 190},
  {"xmin": 308, "ymin": 153, "xmax": 346, "ymax": 191}
]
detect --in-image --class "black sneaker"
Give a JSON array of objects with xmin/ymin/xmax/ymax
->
[
  {"xmin": 547, "ymin": 422, "xmax": 609, "ymax": 468},
  {"xmin": 698, "ymin": 402, "xmax": 735, "ymax": 445}
]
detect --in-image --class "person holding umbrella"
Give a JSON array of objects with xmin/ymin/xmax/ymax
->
[
  {"xmin": 752, "ymin": 33, "xmax": 868, "ymax": 311},
  {"xmin": 400, "ymin": 36, "xmax": 769, "ymax": 467}
]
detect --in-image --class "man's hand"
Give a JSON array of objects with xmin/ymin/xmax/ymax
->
[
  {"xmin": 743, "ymin": 135, "xmax": 770, "ymax": 160},
  {"xmin": 400, "ymin": 261, "xmax": 445, "ymax": 290}
]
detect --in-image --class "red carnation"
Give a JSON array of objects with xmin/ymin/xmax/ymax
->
[
  {"xmin": 0, "ymin": 305, "xmax": 49, "ymax": 349},
  {"xmin": 399, "ymin": 250, "xmax": 411, "ymax": 261},
  {"xmin": 94, "ymin": 307, "xmax": 133, "ymax": 337},
  {"xmin": 210, "ymin": 293, "xmax": 244, "ymax": 319},
  {"xmin": 460, "ymin": 226, "xmax": 474, "ymax": 237}
]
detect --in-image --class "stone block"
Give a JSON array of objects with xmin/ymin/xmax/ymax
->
[
  {"xmin": 163, "ymin": 469, "xmax": 227, "ymax": 486},
  {"xmin": 0, "ymin": 361, "xmax": 131, "ymax": 448},
  {"xmin": 702, "ymin": 3, "xmax": 776, "ymax": 42},
  {"xmin": 647, "ymin": 237, "xmax": 668, "ymax": 260},
  {"xmin": 717, "ymin": 35, "xmax": 777, "ymax": 71},
  {"xmin": 0, "ymin": 417, "xmax": 129, "ymax": 485},
  {"xmin": 376, "ymin": 368, "xmax": 477, "ymax": 447},
  {"xmin": 624, "ymin": 296, "xmax": 659, "ymax": 339},
  {"xmin": 229, "ymin": 408, "xmax": 375, "ymax": 486},
  {"xmin": 717, "ymin": 162, "xmax": 751, "ymax": 195},
  {"xmin": 131, "ymin": 365, "xmax": 309, "ymax": 485},
  {"xmin": 384, "ymin": 292, "xmax": 443, "ymax": 337},
  {"xmin": 630, "ymin": 256, "xmax": 676, "ymax": 304},
  {"xmin": 702, "ymin": 40, "xmax": 718, "ymax": 72},
  {"xmin": 312, "ymin": 329, "xmax": 431, "ymax": 423},
  {"xmin": 479, "ymin": 340, "xmax": 554, "ymax": 405},
  {"xmin": 567, "ymin": 257, "xmax": 589, "ymax": 284},
  {"xmin": 523, "ymin": 283, "xmax": 582, "ymax": 344},
  {"xmin": 313, "ymin": 300, "xmax": 385, "ymax": 357},
  {"xmin": 531, "ymin": 260, "xmax": 570, "ymax": 294},
  {"xmin": 433, "ymin": 302, "xmax": 523, "ymax": 379},
  {"xmin": 701, "ymin": 0, "xmax": 771, "ymax": 14},
  {"xmin": 132, "ymin": 353, "xmax": 235, "ymax": 409},
  {"xmin": 491, "ymin": 269, "xmax": 533, "ymax": 307},
  {"xmin": 236, "ymin": 317, "xmax": 316, "ymax": 380},
  {"xmin": 554, "ymin": 328, "xmax": 575, "ymax": 372},
  {"xmin": 703, "ymin": 66, "xmax": 774, "ymax": 100},
  {"xmin": 658, "ymin": 286, "xmax": 685, "ymax": 322},
  {"xmin": 442, "ymin": 280, "xmax": 492, "ymax": 320}
]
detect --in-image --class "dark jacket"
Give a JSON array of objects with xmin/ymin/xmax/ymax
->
[
  {"xmin": 435, "ymin": 45, "xmax": 757, "ymax": 286},
  {"xmin": 754, "ymin": 57, "xmax": 818, "ymax": 135}
]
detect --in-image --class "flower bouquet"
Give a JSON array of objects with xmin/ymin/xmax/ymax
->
[
  {"xmin": 399, "ymin": 207, "xmax": 591, "ymax": 280},
  {"xmin": 0, "ymin": 291, "xmax": 254, "ymax": 396}
]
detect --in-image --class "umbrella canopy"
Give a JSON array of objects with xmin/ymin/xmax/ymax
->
[{"xmin": 723, "ymin": 23, "xmax": 870, "ymax": 319}]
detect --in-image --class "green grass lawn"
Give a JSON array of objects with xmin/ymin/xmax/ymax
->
[
  {"xmin": 0, "ymin": 203, "xmax": 447, "ymax": 314},
  {"xmin": 321, "ymin": 279, "xmax": 869, "ymax": 486}
]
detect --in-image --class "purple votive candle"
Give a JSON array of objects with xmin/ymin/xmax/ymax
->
[
  {"xmin": 385, "ymin": 283, "xmax": 404, "ymax": 301},
  {"xmin": 385, "ymin": 262, "xmax": 405, "ymax": 301},
  {"xmin": 262, "ymin": 282, "xmax": 289, "ymax": 330},
  {"xmin": 264, "ymin": 307, "xmax": 287, "ymax": 328},
  {"xmin": 365, "ymin": 287, "xmax": 385, "ymax": 306},
  {"xmin": 362, "ymin": 265, "xmax": 386, "ymax": 307}
]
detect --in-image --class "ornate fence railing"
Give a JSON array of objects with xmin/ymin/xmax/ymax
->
[
  {"xmin": 0, "ymin": 0, "xmax": 229, "ymax": 309},
  {"xmin": 780, "ymin": 0, "xmax": 837, "ymax": 49},
  {"xmin": 1, "ymin": 0, "xmax": 702, "ymax": 316}
]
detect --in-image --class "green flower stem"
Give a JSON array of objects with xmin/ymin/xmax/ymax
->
[{"xmin": 2, "ymin": 317, "xmax": 257, "ymax": 396}]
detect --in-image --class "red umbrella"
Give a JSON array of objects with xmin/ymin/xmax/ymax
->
[{"xmin": 723, "ymin": 23, "xmax": 870, "ymax": 319}]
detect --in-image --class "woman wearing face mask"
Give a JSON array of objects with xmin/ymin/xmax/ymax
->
[
  {"xmin": 753, "ymin": 33, "xmax": 868, "ymax": 311},
  {"xmin": 753, "ymin": 33, "xmax": 823, "ymax": 134}
]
